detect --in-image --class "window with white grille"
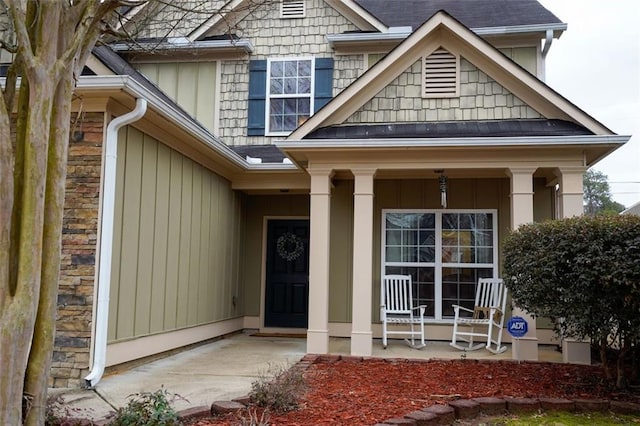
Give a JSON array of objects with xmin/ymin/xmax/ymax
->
[
  {"xmin": 281, "ymin": 0, "xmax": 305, "ymax": 18},
  {"xmin": 423, "ymin": 48, "xmax": 459, "ymax": 98}
]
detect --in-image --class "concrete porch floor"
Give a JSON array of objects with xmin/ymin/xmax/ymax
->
[{"xmin": 51, "ymin": 332, "xmax": 563, "ymax": 422}]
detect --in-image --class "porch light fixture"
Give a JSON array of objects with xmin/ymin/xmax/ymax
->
[{"xmin": 437, "ymin": 171, "xmax": 448, "ymax": 208}]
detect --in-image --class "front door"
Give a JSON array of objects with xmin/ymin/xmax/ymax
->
[{"xmin": 265, "ymin": 219, "xmax": 310, "ymax": 328}]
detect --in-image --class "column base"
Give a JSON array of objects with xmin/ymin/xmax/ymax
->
[
  {"xmin": 562, "ymin": 338, "xmax": 591, "ymax": 365},
  {"xmin": 306, "ymin": 329, "xmax": 329, "ymax": 354},
  {"xmin": 512, "ymin": 337, "xmax": 539, "ymax": 361},
  {"xmin": 350, "ymin": 331, "xmax": 373, "ymax": 357}
]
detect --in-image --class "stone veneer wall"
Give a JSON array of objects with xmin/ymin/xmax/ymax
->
[
  {"xmin": 218, "ymin": 0, "xmax": 362, "ymax": 146},
  {"xmin": 51, "ymin": 112, "xmax": 105, "ymax": 388},
  {"xmin": 346, "ymin": 58, "xmax": 542, "ymax": 124}
]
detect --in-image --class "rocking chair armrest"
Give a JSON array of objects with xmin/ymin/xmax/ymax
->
[
  {"xmin": 452, "ymin": 304, "xmax": 474, "ymax": 314},
  {"xmin": 410, "ymin": 305, "xmax": 427, "ymax": 316}
]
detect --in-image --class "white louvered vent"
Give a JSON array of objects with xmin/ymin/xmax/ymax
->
[
  {"xmin": 423, "ymin": 48, "xmax": 459, "ymax": 98},
  {"xmin": 281, "ymin": 0, "xmax": 305, "ymax": 18}
]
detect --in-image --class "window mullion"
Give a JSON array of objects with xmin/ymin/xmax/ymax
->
[{"xmin": 434, "ymin": 211, "xmax": 443, "ymax": 320}]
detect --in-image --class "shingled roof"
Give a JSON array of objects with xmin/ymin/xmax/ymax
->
[{"xmin": 354, "ymin": 0, "xmax": 563, "ymax": 30}]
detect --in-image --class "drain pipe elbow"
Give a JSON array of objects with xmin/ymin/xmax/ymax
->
[
  {"xmin": 540, "ymin": 29, "xmax": 554, "ymax": 81},
  {"xmin": 84, "ymin": 98, "xmax": 147, "ymax": 388}
]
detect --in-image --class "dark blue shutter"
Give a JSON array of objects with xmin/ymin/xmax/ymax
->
[
  {"xmin": 247, "ymin": 60, "xmax": 267, "ymax": 136},
  {"xmin": 314, "ymin": 58, "xmax": 334, "ymax": 112}
]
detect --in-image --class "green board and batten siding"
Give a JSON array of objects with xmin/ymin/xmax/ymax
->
[
  {"xmin": 136, "ymin": 62, "xmax": 217, "ymax": 132},
  {"xmin": 108, "ymin": 126, "xmax": 242, "ymax": 343}
]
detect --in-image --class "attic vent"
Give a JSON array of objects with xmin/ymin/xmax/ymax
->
[
  {"xmin": 281, "ymin": 0, "xmax": 305, "ymax": 18},
  {"xmin": 423, "ymin": 48, "xmax": 459, "ymax": 98}
]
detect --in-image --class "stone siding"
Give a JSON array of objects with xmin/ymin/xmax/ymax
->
[
  {"xmin": 346, "ymin": 58, "xmax": 542, "ymax": 124},
  {"xmin": 51, "ymin": 112, "xmax": 105, "ymax": 388},
  {"xmin": 219, "ymin": 0, "xmax": 361, "ymax": 146}
]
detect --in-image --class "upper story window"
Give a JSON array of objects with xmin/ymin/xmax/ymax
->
[
  {"xmin": 247, "ymin": 58, "xmax": 334, "ymax": 137},
  {"xmin": 422, "ymin": 48, "xmax": 459, "ymax": 98},
  {"xmin": 281, "ymin": 0, "xmax": 305, "ymax": 19},
  {"xmin": 267, "ymin": 58, "xmax": 314, "ymax": 135}
]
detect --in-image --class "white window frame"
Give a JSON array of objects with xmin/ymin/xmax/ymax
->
[
  {"xmin": 265, "ymin": 57, "xmax": 315, "ymax": 136},
  {"xmin": 381, "ymin": 209, "xmax": 498, "ymax": 322}
]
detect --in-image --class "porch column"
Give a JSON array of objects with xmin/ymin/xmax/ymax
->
[
  {"xmin": 555, "ymin": 167, "xmax": 586, "ymax": 218},
  {"xmin": 507, "ymin": 167, "xmax": 538, "ymax": 361},
  {"xmin": 350, "ymin": 168, "xmax": 377, "ymax": 356},
  {"xmin": 307, "ymin": 168, "xmax": 334, "ymax": 354},
  {"xmin": 555, "ymin": 166, "xmax": 591, "ymax": 364}
]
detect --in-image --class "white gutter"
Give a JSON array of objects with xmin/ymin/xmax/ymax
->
[
  {"xmin": 326, "ymin": 22, "xmax": 567, "ymax": 48},
  {"xmin": 76, "ymin": 76, "xmax": 247, "ymax": 170},
  {"xmin": 109, "ymin": 38, "xmax": 254, "ymax": 54},
  {"xmin": 84, "ymin": 98, "xmax": 147, "ymax": 388},
  {"xmin": 278, "ymin": 134, "xmax": 630, "ymax": 149}
]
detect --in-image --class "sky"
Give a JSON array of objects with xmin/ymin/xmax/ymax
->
[{"xmin": 538, "ymin": 0, "xmax": 640, "ymax": 208}]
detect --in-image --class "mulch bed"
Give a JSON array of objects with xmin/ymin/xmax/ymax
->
[{"xmin": 189, "ymin": 357, "xmax": 640, "ymax": 426}]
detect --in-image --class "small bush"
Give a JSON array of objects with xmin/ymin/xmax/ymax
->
[
  {"xmin": 248, "ymin": 364, "xmax": 305, "ymax": 413},
  {"xmin": 234, "ymin": 407, "xmax": 270, "ymax": 426},
  {"xmin": 107, "ymin": 387, "xmax": 184, "ymax": 426}
]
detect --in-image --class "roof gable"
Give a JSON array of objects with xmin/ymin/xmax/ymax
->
[{"xmin": 288, "ymin": 11, "xmax": 613, "ymax": 140}]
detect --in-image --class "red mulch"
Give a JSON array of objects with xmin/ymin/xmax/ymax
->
[{"xmin": 189, "ymin": 357, "xmax": 639, "ymax": 426}]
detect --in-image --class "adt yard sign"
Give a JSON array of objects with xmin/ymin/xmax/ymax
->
[{"xmin": 507, "ymin": 316, "xmax": 528, "ymax": 338}]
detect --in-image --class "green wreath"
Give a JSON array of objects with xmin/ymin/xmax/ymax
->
[{"xmin": 276, "ymin": 232, "xmax": 304, "ymax": 262}]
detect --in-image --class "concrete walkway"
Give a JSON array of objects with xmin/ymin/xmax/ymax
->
[{"xmin": 51, "ymin": 332, "xmax": 563, "ymax": 422}]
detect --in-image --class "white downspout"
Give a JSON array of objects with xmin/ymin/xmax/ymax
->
[
  {"xmin": 84, "ymin": 98, "xmax": 147, "ymax": 388},
  {"xmin": 540, "ymin": 29, "xmax": 554, "ymax": 82}
]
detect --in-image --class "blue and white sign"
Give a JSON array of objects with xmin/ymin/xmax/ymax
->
[{"xmin": 507, "ymin": 316, "xmax": 528, "ymax": 338}]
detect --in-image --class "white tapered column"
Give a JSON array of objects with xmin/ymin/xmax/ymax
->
[
  {"xmin": 350, "ymin": 168, "xmax": 376, "ymax": 356},
  {"xmin": 507, "ymin": 168, "xmax": 538, "ymax": 361},
  {"xmin": 306, "ymin": 168, "xmax": 333, "ymax": 354}
]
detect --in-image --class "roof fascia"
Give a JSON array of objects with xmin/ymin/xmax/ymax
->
[
  {"xmin": 438, "ymin": 18, "xmax": 612, "ymax": 135},
  {"xmin": 279, "ymin": 135, "xmax": 630, "ymax": 149},
  {"xmin": 324, "ymin": 0, "xmax": 388, "ymax": 32},
  {"xmin": 289, "ymin": 12, "xmax": 612, "ymax": 140},
  {"xmin": 75, "ymin": 75, "xmax": 248, "ymax": 170},
  {"xmin": 188, "ymin": 0, "xmax": 249, "ymax": 41},
  {"xmin": 110, "ymin": 39, "xmax": 254, "ymax": 59},
  {"xmin": 326, "ymin": 22, "xmax": 566, "ymax": 50}
]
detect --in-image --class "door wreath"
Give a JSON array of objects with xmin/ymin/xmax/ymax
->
[{"xmin": 276, "ymin": 232, "xmax": 304, "ymax": 262}]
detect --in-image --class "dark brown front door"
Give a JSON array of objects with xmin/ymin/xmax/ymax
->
[{"xmin": 265, "ymin": 219, "xmax": 310, "ymax": 328}]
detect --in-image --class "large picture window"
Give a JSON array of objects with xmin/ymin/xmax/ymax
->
[
  {"xmin": 267, "ymin": 58, "xmax": 314, "ymax": 135},
  {"xmin": 382, "ymin": 210, "xmax": 498, "ymax": 321}
]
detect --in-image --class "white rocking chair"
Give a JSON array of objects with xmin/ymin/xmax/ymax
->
[
  {"xmin": 381, "ymin": 274, "xmax": 426, "ymax": 349},
  {"xmin": 450, "ymin": 278, "xmax": 508, "ymax": 354}
]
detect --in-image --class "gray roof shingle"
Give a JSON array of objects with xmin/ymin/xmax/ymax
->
[
  {"xmin": 305, "ymin": 119, "xmax": 592, "ymax": 139},
  {"xmin": 355, "ymin": 0, "xmax": 563, "ymax": 30}
]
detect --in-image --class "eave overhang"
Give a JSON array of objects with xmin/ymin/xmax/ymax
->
[
  {"xmin": 327, "ymin": 22, "xmax": 566, "ymax": 52},
  {"xmin": 74, "ymin": 76, "xmax": 301, "ymax": 174},
  {"xmin": 277, "ymin": 135, "xmax": 629, "ymax": 169},
  {"xmin": 109, "ymin": 38, "xmax": 254, "ymax": 61}
]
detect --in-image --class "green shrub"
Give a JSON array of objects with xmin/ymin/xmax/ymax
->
[
  {"xmin": 503, "ymin": 215, "xmax": 640, "ymax": 388},
  {"xmin": 107, "ymin": 387, "xmax": 184, "ymax": 426},
  {"xmin": 248, "ymin": 364, "xmax": 305, "ymax": 413}
]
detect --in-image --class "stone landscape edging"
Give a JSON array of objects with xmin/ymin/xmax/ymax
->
[{"xmin": 163, "ymin": 354, "xmax": 639, "ymax": 425}]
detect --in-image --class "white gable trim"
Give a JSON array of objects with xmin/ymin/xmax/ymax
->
[{"xmin": 289, "ymin": 11, "xmax": 613, "ymax": 140}]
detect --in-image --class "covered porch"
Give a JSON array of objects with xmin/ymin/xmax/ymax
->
[{"xmin": 276, "ymin": 137, "xmax": 616, "ymax": 361}]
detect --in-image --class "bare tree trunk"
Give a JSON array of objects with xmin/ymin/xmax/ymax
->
[{"xmin": 23, "ymin": 73, "xmax": 74, "ymax": 426}]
